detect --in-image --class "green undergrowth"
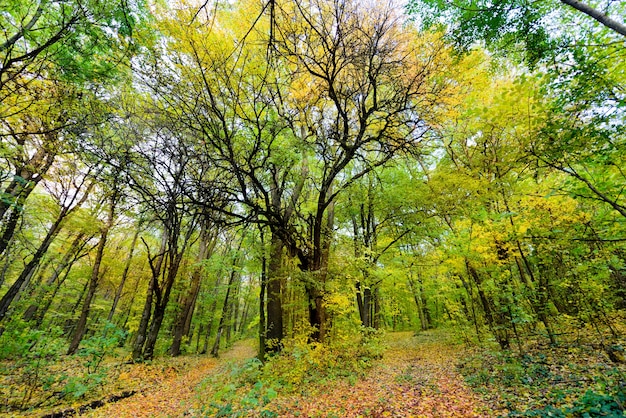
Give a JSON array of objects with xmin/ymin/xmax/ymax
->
[
  {"xmin": 194, "ymin": 328, "xmax": 386, "ymax": 417},
  {"xmin": 457, "ymin": 329, "xmax": 626, "ymax": 417},
  {"xmin": 0, "ymin": 320, "xmax": 127, "ymax": 413}
]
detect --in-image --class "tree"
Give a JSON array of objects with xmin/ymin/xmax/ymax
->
[
  {"xmin": 0, "ymin": 160, "xmax": 94, "ymax": 324},
  {"xmin": 170, "ymin": 213, "xmax": 218, "ymax": 356},
  {"xmin": 340, "ymin": 170, "xmax": 415, "ymax": 329},
  {"xmin": 0, "ymin": 0, "xmax": 147, "ymax": 257},
  {"xmin": 409, "ymin": 0, "xmax": 626, "ymax": 65},
  {"xmin": 410, "ymin": 0, "xmax": 626, "ymax": 221},
  {"xmin": 269, "ymin": 0, "xmax": 453, "ymax": 340},
  {"xmin": 67, "ymin": 173, "xmax": 122, "ymax": 354}
]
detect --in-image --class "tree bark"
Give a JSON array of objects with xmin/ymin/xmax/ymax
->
[
  {"xmin": 265, "ymin": 233, "xmax": 284, "ymax": 352},
  {"xmin": 142, "ymin": 218, "xmax": 195, "ymax": 360},
  {"xmin": 211, "ymin": 267, "xmax": 236, "ymax": 357},
  {"xmin": 0, "ymin": 144, "xmax": 56, "ymax": 257},
  {"xmin": 560, "ymin": 0, "xmax": 626, "ymax": 37},
  {"xmin": 107, "ymin": 223, "xmax": 141, "ymax": 322},
  {"xmin": 67, "ymin": 193, "xmax": 117, "ymax": 355},
  {"xmin": 132, "ymin": 230, "xmax": 168, "ymax": 361},
  {"xmin": 170, "ymin": 220, "xmax": 215, "ymax": 356}
]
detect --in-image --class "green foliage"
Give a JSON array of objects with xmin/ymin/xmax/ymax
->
[
  {"xmin": 76, "ymin": 322, "xmax": 127, "ymax": 374},
  {"xmin": 459, "ymin": 339, "xmax": 626, "ymax": 417},
  {"xmin": 408, "ymin": 0, "xmax": 557, "ymax": 66},
  {"xmin": 0, "ymin": 320, "xmax": 126, "ymax": 410},
  {"xmin": 509, "ymin": 389, "xmax": 626, "ymax": 417},
  {"xmin": 0, "ymin": 320, "xmax": 66, "ymax": 409},
  {"xmin": 0, "ymin": 0, "xmax": 150, "ymax": 84},
  {"xmin": 196, "ymin": 330, "xmax": 385, "ymax": 416},
  {"xmin": 261, "ymin": 328, "xmax": 386, "ymax": 391},
  {"xmin": 198, "ymin": 358, "xmax": 279, "ymax": 417}
]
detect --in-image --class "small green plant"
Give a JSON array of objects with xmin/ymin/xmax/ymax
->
[
  {"xmin": 62, "ymin": 322, "xmax": 126, "ymax": 399},
  {"xmin": 459, "ymin": 339, "xmax": 626, "ymax": 417},
  {"xmin": 198, "ymin": 358, "xmax": 279, "ymax": 417},
  {"xmin": 0, "ymin": 320, "xmax": 66, "ymax": 410},
  {"xmin": 76, "ymin": 322, "xmax": 126, "ymax": 374},
  {"xmin": 509, "ymin": 389, "xmax": 626, "ymax": 417}
]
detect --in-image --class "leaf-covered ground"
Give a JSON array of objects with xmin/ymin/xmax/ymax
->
[
  {"xmin": 265, "ymin": 331, "xmax": 488, "ymax": 417},
  {"xmin": 66, "ymin": 331, "xmax": 487, "ymax": 417},
  {"xmin": 81, "ymin": 341, "xmax": 256, "ymax": 418},
  {"xmin": 457, "ymin": 328, "xmax": 626, "ymax": 417},
  {"xmin": 12, "ymin": 328, "xmax": 625, "ymax": 417}
]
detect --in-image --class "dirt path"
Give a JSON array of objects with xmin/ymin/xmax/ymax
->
[
  {"xmin": 81, "ymin": 332, "xmax": 487, "ymax": 417},
  {"xmin": 84, "ymin": 340, "xmax": 256, "ymax": 418},
  {"xmin": 270, "ymin": 331, "xmax": 489, "ymax": 417}
]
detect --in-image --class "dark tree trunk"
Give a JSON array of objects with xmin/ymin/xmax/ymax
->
[
  {"xmin": 67, "ymin": 194, "xmax": 117, "ymax": 355},
  {"xmin": 356, "ymin": 281, "xmax": 373, "ymax": 328},
  {"xmin": 259, "ymin": 253, "xmax": 267, "ymax": 361},
  {"xmin": 107, "ymin": 224, "xmax": 141, "ymax": 322},
  {"xmin": 35, "ymin": 264, "xmax": 75, "ymax": 328},
  {"xmin": 0, "ymin": 146, "xmax": 55, "ymax": 257},
  {"xmin": 142, "ymin": 217, "xmax": 195, "ymax": 360},
  {"xmin": 132, "ymin": 231, "xmax": 168, "ymax": 361},
  {"xmin": 22, "ymin": 233, "xmax": 90, "ymax": 322},
  {"xmin": 170, "ymin": 221, "xmax": 215, "ymax": 356},
  {"xmin": 200, "ymin": 276, "xmax": 221, "ymax": 355},
  {"xmin": 226, "ymin": 274, "xmax": 241, "ymax": 343},
  {"xmin": 301, "ymin": 197, "xmax": 334, "ymax": 342},
  {"xmin": 239, "ymin": 280, "xmax": 253, "ymax": 334},
  {"xmin": 263, "ymin": 255, "xmax": 281, "ymax": 331},
  {"xmin": 466, "ymin": 261, "xmax": 510, "ymax": 350},
  {"xmin": 142, "ymin": 250, "xmax": 185, "ymax": 360},
  {"xmin": 211, "ymin": 275, "xmax": 234, "ymax": 357},
  {"xmin": 211, "ymin": 248, "xmax": 242, "ymax": 357}
]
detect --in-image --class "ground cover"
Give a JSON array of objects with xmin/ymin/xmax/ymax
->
[{"xmin": 3, "ymin": 328, "xmax": 625, "ymax": 417}]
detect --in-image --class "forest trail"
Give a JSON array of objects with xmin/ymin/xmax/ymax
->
[
  {"xmin": 83, "ymin": 340, "xmax": 256, "ymax": 418},
  {"xmin": 269, "ymin": 331, "xmax": 489, "ymax": 417},
  {"xmin": 83, "ymin": 332, "xmax": 487, "ymax": 417}
]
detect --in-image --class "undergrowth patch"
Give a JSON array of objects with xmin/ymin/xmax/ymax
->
[
  {"xmin": 0, "ymin": 320, "xmax": 126, "ymax": 413},
  {"xmin": 458, "ymin": 329, "xmax": 626, "ymax": 417},
  {"xmin": 194, "ymin": 328, "xmax": 385, "ymax": 417}
]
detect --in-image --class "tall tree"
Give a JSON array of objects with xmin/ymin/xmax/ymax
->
[{"xmin": 0, "ymin": 162, "xmax": 94, "ymax": 323}]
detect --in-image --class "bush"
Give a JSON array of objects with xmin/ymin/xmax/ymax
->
[
  {"xmin": 0, "ymin": 320, "xmax": 66, "ymax": 410},
  {"xmin": 196, "ymin": 329, "xmax": 387, "ymax": 416}
]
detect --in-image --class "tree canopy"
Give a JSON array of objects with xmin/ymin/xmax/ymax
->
[{"xmin": 0, "ymin": 0, "xmax": 625, "ymax": 415}]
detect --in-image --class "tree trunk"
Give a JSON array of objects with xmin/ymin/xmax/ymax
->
[
  {"xmin": 226, "ymin": 274, "xmax": 241, "ymax": 343},
  {"xmin": 170, "ymin": 221, "xmax": 214, "ymax": 356},
  {"xmin": 559, "ymin": 0, "xmax": 626, "ymax": 37},
  {"xmin": 67, "ymin": 194, "xmax": 117, "ymax": 355},
  {"xmin": 107, "ymin": 224, "xmax": 141, "ymax": 322},
  {"xmin": 259, "ymin": 253, "xmax": 267, "ymax": 361},
  {"xmin": 35, "ymin": 263, "xmax": 75, "ymax": 328},
  {"xmin": 466, "ymin": 260, "xmax": 510, "ymax": 349},
  {"xmin": 211, "ymin": 253, "xmax": 240, "ymax": 357},
  {"xmin": 407, "ymin": 274, "xmax": 429, "ymax": 331},
  {"xmin": 0, "ymin": 146, "xmax": 55, "ymax": 257},
  {"xmin": 132, "ymin": 231, "xmax": 168, "ymax": 361},
  {"xmin": 0, "ymin": 213, "xmax": 66, "ymax": 322},
  {"xmin": 239, "ymin": 280, "xmax": 253, "ymax": 335},
  {"xmin": 200, "ymin": 276, "xmax": 221, "ymax": 355},
  {"xmin": 22, "ymin": 233, "xmax": 89, "ymax": 322}
]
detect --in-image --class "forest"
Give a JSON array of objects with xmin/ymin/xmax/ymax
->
[{"xmin": 0, "ymin": 0, "xmax": 625, "ymax": 416}]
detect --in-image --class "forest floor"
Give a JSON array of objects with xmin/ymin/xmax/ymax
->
[
  {"xmin": 82, "ymin": 341, "xmax": 257, "ymax": 418},
  {"xmin": 264, "ymin": 331, "xmax": 489, "ymax": 417},
  {"xmin": 9, "ymin": 329, "xmax": 625, "ymax": 417},
  {"xmin": 74, "ymin": 331, "xmax": 487, "ymax": 417}
]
